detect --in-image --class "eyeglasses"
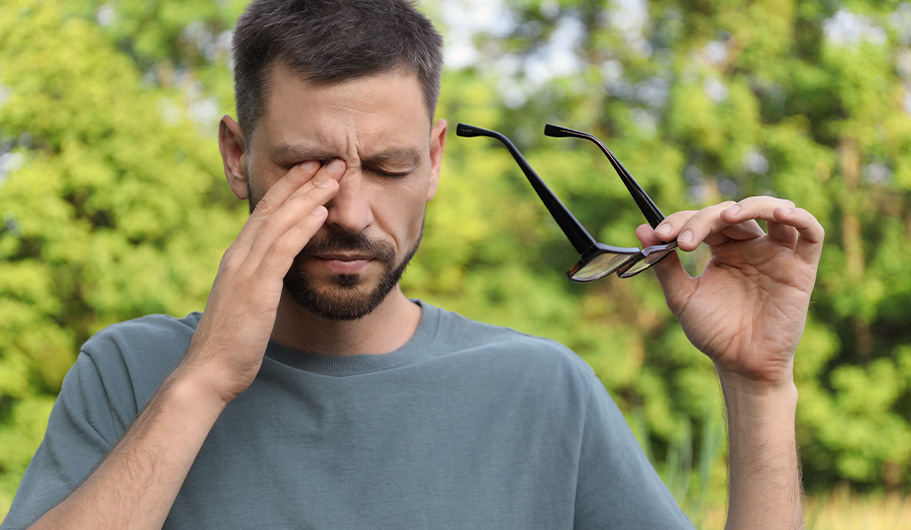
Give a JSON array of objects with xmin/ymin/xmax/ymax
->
[{"xmin": 456, "ymin": 123, "xmax": 677, "ymax": 281}]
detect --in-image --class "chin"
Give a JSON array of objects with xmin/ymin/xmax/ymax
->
[{"xmin": 283, "ymin": 267, "xmax": 403, "ymax": 321}]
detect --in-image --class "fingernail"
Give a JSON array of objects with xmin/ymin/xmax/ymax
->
[
  {"xmin": 725, "ymin": 205, "xmax": 740, "ymax": 215},
  {"xmin": 780, "ymin": 207, "xmax": 794, "ymax": 215},
  {"xmin": 655, "ymin": 224, "xmax": 671, "ymax": 236},
  {"xmin": 299, "ymin": 161, "xmax": 319, "ymax": 171},
  {"xmin": 678, "ymin": 230, "xmax": 693, "ymax": 244},
  {"xmin": 311, "ymin": 205, "xmax": 327, "ymax": 216},
  {"xmin": 326, "ymin": 159, "xmax": 345, "ymax": 175}
]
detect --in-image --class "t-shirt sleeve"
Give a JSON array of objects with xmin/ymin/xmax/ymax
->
[
  {"xmin": 1, "ymin": 314, "xmax": 193, "ymax": 529},
  {"xmin": 573, "ymin": 378, "xmax": 696, "ymax": 529},
  {"xmin": 0, "ymin": 352, "xmax": 125, "ymax": 529}
]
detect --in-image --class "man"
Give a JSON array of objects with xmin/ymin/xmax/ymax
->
[{"xmin": 2, "ymin": 0, "xmax": 823, "ymax": 528}]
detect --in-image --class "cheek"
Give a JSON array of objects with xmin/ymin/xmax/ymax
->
[
  {"xmin": 377, "ymin": 187, "xmax": 427, "ymax": 245},
  {"xmin": 246, "ymin": 165, "xmax": 286, "ymax": 207}
]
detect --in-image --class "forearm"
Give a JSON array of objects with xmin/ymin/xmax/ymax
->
[
  {"xmin": 719, "ymin": 373, "xmax": 803, "ymax": 530},
  {"xmin": 28, "ymin": 367, "xmax": 226, "ymax": 530}
]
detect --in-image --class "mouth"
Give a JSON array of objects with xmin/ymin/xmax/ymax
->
[
  {"xmin": 314, "ymin": 253, "xmax": 373, "ymax": 261},
  {"xmin": 311, "ymin": 253, "xmax": 375, "ymax": 275}
]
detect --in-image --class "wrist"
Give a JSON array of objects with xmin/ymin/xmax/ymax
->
[
  {"xmin": 716, "ymin": 367, "xmax": 798, "ymax": 427},
  {"xmin": 716, "ymin": 360, "xmax": 797, "ymax": 399},
  {"xmin": 164, "ymin": 363, "xmax": 234, "ymax": 413}
]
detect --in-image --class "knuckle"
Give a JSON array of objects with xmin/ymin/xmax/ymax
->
[
  {"xmin": 260, "ymin": 213, "xmax": 279, "ymax": 231},
  {"xmin": 218, "ymin": 246, "xmax": 241, "ymax": 271},
  {"xmin": 269, "ymin": 237, "xmax": 292, "ymax": 257}
]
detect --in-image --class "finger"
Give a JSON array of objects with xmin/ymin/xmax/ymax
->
[
  {"xmin": 654, "ymin": 203, "xmax": 767, "ymax": 251},
  {"xmin": 766, "ymin": 219, "xmax": 799, "ymax": 248},
  {"xmin": 717, "ymin": 195, "xmax": 795, "ymax": 227},
  {"xmin": 720, "ymin": 196, "xmax": 806, "ymax": 248},
  {"xmin": 244, "ymin": 170, "xmax": 341, "ymax": 266},
  {"xmin": 282, "ymin": 159, "xmax": 346, "ymax": 205},
  {"xmin": 635, "ymin": 224, "xmax": 694, "ymax": 309},
  {"xmin": 234, "ymin": 161, "xmax": 322, "ymax": 247},
  {"xmin": 773, "ymin": 206, "xmax": 825, "ymax": 263},
  {"xmin": 702, "ymin": 219, "xmax": 765, "ymax": 247},
  {"xmin": 256, "ymin": 205, "xmax": 331, "ymax": 280},
  {"xmin": 652, "ymin": 210, "xmax": 695, "ymax": 242},
  {"xmin": 250, "ymin": 161, "xmax": 323, "ymax": 219},
  {"xmin": 721, "ymin": 197, "xmax": 824, "ymax": 263},
  {"xmin": 240, "ymin": 159, "xmax": 345, "ymax": 254}
]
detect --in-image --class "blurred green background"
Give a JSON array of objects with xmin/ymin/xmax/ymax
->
[{"xmin": 1, "ymin": 0, "xmax": 910, "ymax": 525}]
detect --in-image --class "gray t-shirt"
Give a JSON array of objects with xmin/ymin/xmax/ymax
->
[{"xmin": 2, "ymin": 302, "xmax": 694, "ymax": 529}]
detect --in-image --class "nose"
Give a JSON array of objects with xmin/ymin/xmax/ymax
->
[{"xmin": 324, "ymin": 167, "xmax": 373, "ymax": 234}]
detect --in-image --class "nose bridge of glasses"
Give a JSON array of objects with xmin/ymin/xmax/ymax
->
[
  {"xmin": 544, "ymin": 123, "xmax": 667, "ymax": 229},
  {"xmin": 456, "ymin": 122, "xmax": 598, "ymax": 255}
]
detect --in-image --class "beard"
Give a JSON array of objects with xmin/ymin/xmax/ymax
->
[{"xmin": 283, "ymin": 226, "xmax": 422, "ymax": 321}]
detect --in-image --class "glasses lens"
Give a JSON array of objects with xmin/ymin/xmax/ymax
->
[
  {"xmin": 569, "ymin": 252, "xmax": 634, "ymax": 282},
  {"xmin": 617, "ymin": 244, "xmax": 677, "ymax": 278}
]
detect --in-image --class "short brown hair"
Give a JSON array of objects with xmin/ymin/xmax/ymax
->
[{"xmin": 232, "ymin": 0, "xmax": 444, "ymax": 138}]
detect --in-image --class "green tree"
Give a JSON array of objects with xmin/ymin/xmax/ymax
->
[
  {"xmin": 2, "ymin": 0, "xmax": 911, "ymax": 520},
  {"xmin": 446, "ymin": 0, "xmax": 911, "ymax": 496},
  {"xmin": 0, "ymin": 0, "xmax": 245, "ymax": 511}
]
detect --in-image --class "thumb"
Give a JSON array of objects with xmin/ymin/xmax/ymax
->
[{"xmin": 634, "ymin": 224, "xmax": 692, "ymax": 311}]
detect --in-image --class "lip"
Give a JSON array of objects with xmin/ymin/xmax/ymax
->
[
  {"xmin": 311, "ymin": 254, "xmax": 374, "ymax": 275},
  {"xmin": 314, "ymin": 253, "xmax": 373, "ymax": 261}
]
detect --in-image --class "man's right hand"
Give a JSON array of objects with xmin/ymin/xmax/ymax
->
[
  {"xmin": 24, "ymin": 161, "xmax": 343, "ymax": 530},
  {"xmin": 178, "ymin": 159, "xmax": 343, "ymax": 404}
]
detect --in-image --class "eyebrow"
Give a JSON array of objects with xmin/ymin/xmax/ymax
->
[
  {"xmin": 271, "ymin": 144, "xmax": 422, "ymax": 167},
  {"xmin": 271, "ymin": 144, "xmax": 338, "ymax": 165}
]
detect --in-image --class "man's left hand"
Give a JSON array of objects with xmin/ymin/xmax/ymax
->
[{"xmin": 636, "ymin": 195, "xmax": 825, "ymax": 393}]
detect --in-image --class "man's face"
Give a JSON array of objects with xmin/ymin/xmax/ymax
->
[{"xmin": 240, "ymin": 63, "xmax": 445, "ymax": 320}]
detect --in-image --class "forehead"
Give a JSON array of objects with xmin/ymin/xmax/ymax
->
[{"xmin": 252, "ymin": 63, "xmax": 431, "ymax": 160}]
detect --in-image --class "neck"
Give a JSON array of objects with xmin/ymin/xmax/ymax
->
[{"xmin": 269, "ymin": 287, "xmax": 421, "ymax": 356}]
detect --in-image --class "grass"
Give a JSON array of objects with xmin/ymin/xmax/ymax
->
[
  {"xmin": 805, "ymin": 488, "xmax": 911, "ymax": 530},
  {"xmin": 693, "ymin": 490, "xmax": 911, "ymax": 529},
  {"xmin": 632, "ymin": 402, "xmax": 911, "ymax": 529}
]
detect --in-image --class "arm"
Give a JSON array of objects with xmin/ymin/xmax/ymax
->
[
  {"xmin": 25, "ymin": 159, "xmax": 344, "ymax": 530},
  {"xmin": 720, "ymin": 373, "xmax": 801, "ymax": 528},
  {"xmin": 27, "ymin": 370, "xmax": 226, "ymax": 530},
  {"xmin": 636, "ymin": 196, "xmax": 824, "ymax": 530}
]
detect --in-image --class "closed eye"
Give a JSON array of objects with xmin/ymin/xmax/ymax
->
[{"xmin": 371, "ymin": 169, "xmax": 412, "ymax": 179}]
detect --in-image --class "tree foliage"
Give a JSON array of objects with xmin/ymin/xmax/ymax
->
[
  {"xmin": 0, "ymin": 0, "xmax": 245, "ymax": 509},
  {"xmin": 1, "ymin": 0, "xmax": 910, "ymax": 517},
  {"xmin": 434, "ymin": 0, "xmax": 911, "ymax": 496}
]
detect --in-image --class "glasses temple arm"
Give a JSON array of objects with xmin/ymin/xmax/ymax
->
[
  {"xmin": 544, "ymin": 124, "xmax": 665, "ymax": 228},
  {"xmin": 456, "ymin": 123, "xmax": 598, "ymax": 254}
]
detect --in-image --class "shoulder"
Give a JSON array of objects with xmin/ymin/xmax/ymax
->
[
  {"xmin": 82, "ymin": 312, "xmax": 201, "ymax": 359},
  {"xmin": 423, "ymin": 303, "xmax": 597, "ymax": 383},
  {"xmin": 78, "ymin": 312, "xmax": 201, "ymax": 400}
]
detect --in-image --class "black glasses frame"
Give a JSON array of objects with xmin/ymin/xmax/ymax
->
[{"xmin": 456, "ymin": 122, "xmax": 677, "ymax": 281}]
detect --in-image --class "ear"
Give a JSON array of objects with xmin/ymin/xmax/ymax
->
[
  {"xmin": 426, "ymin": 118, "xmax": 447, "ymax": 202},
  {"xmin": 218, "ymin": 115, "xmax": 249, "ymax": 200}
]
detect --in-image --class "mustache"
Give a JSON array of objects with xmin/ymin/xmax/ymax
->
[{"xmin": 301, "ymin": 230, "xmax": 397, "ymax": 263}]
